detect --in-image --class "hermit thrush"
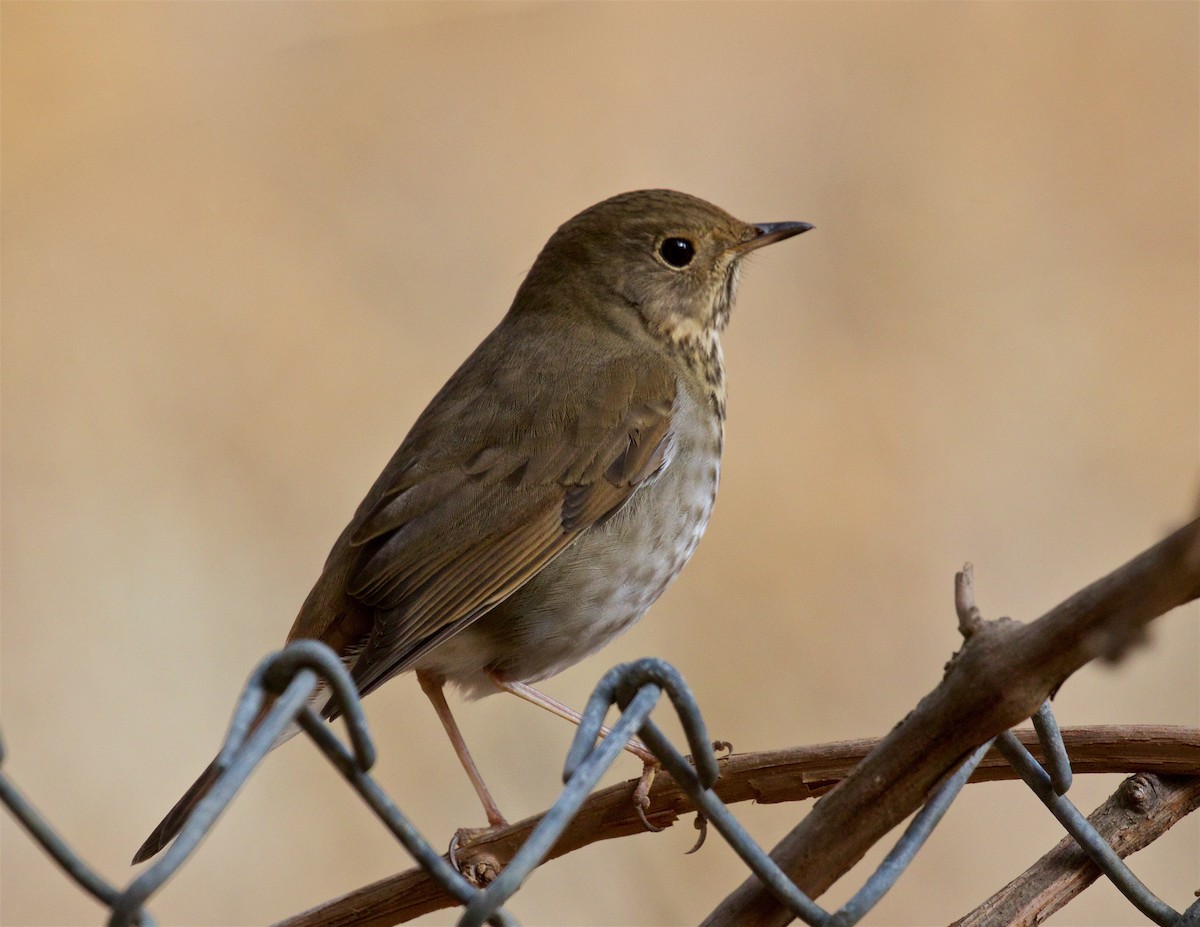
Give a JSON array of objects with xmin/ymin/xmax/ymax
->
[{"xmin": 133, "ymin": 189, "xmax": 810, "ymax": 863}]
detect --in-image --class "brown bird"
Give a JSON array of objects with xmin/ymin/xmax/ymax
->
[{"xmin": 133, "ymin": 189, "xmax": 810, "ymax": 864}]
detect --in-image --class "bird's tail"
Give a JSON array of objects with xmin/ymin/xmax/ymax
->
[
  {"xmin": 133, "ymin": 673, "xmax": 341, "ymax": 864},
  {"xmin": 131, "ymin": 758, "xmax": 223, "ymax": 864}
]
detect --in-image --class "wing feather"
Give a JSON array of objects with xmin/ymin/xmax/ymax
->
[{"xmin": 324, "ymin": 343, "xmax": 679, "ymax": 698}]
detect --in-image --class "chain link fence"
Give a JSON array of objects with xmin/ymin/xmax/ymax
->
[{"xmin": 3, "ymin": 639, "xmax": 1197, "ymax": 927}]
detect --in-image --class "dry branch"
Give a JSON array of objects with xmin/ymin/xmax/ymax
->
[
  {"xmin": 950, "ymin": 774, "xmax": 1200, "ymax": 927},
  {"xmin": 274, "ymin": 726, "xmax": 1199, "ymax": 927},
  {"xmin": 703, "ymin": 517, "xmax": 1200, "ymax": 926}
]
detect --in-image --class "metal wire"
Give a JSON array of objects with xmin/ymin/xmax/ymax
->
[
  {"xmin": 995, "ymin": 729, "xmax": 1187, "ymax": 927},
  {"xmin": 1031, "ymin": 700, "xmax": 1073, "ymax": 795},
  {"xmin": 0, "ymin": 641, "xmax": 1192, "ymax": 926},
  {"xmin": 0, "ymin": 734, "xmax": 151, "ymax": 926}
]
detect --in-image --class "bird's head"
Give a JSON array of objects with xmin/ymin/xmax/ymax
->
[{"xmin": 518, "ymin": 189, "xmax": 811, "ymax": 345}]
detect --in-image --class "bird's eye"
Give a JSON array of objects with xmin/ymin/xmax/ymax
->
[{"xmin": 658, "ymin": 237, "xmax": 695, "ymax": 268}]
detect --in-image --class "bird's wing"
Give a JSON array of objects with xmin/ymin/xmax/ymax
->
[{"xmin": 334, "ymin": 347, "xmax": 678, "ymax": 699}]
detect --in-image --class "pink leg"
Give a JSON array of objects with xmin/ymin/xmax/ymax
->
[
  {"xmin": 417, "ymin": 670, "xmax": 507, "ymax": 827},
  {"xmin": 491, "ymin": 675, "xmax": 663, "ymax": 829},
  {"xmin": 489, "ymin": 675, "xmax": 657, "ymax": 764}
]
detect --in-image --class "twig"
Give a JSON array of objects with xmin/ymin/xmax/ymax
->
[
  {"xmin": 703, "ymin": 517, "xmax": 1200, "ymax": 927},
  {"xmin": 950, "ymin": 774, "xmax": 1200, "ymax": 927},
  {"xmin": 956, "ymin": 562, "xmax": 986, "ymax": 637},
  {"xmin": 273, "ymin": 726, "xmax": 1199, "ymax": 927}
]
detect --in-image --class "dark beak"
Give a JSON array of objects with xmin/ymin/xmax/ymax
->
[{"xmin": 731, "ymin": 221, "xmax": 814, "ymax": 254}]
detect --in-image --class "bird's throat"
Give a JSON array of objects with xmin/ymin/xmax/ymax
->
[{"xmin": 649, "ymin": 315, "xmax": 727, "ymax": 421}]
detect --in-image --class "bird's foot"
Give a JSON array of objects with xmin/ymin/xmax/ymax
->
[
  {"xmin": 679, "ymin": 740, "xmax": 731, "ymax": 853},
  {"xmin": 632, "ymin": 759, "xmax": 665, "ymax": 833},
  {"xmin": 448, "ymin": 823, "xmax": 507, "ymax": 886}
]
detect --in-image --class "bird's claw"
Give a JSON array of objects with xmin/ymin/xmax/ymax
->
[
  {"xmin": 632, "ymin": 760, "xmax": 664, "ymax": 832},
  {"xmin": 686, "ymin": 812, "xmax": 709, "ymax": 854},
  {"xmin": 678, "ymin": 740, "xmax": 727, "ymax": 853}
]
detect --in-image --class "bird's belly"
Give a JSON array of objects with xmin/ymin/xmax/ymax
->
[{"xmin": 421, "ymin": 414, "xmax": 722, "ymax": 699}]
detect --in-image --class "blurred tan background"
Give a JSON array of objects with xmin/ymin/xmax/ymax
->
[{"xmin": 2, "ymin": 3, "xmax": 1197, "ymax": 926}]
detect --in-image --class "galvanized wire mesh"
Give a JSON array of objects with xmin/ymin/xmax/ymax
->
[{"xmin": 2, "ymin": 640, "xmax": 1197, "ymax": 926}]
